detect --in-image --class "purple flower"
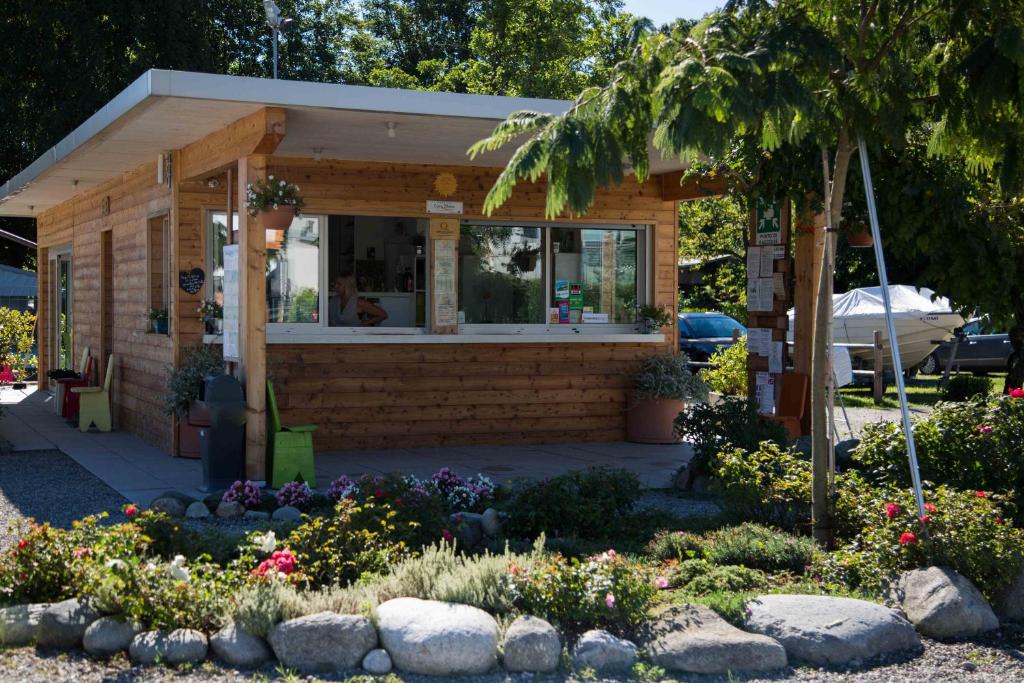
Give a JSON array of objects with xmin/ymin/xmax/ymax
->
[
  {"xmin": 605, "ymin": 593, "xmax": 616, "ymax": 609},
  {"xmin": 276, "ymin": 481, "xmax": 313, "ymax": 510},
  {"xmin": 327, "ymin": 475, "xmax": 357, "ymax": 502},
  {"xmin": 223, "ymin": 480, "xmax": 261, "ymax": 509}
]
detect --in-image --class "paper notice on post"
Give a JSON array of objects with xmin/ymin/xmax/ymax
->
[
  {"xmin": 760, "ymin": 248, "xmax": 776, "ymax": 277},
  {"xmin": 756, "ymin": 278, "xmax": 774, "ymax": 311},
  {"xmin": 773, "ymin": 272, "xmax": 786, "ymax": 299},
  {"xmin": 747, "ymin": 328, "xmax": 770, "ymax": 357},
  {"xmin": 769, "ymin": 341, "xmax": 784, "ymax": 374},
  {"xmin": 746, "ymin": 247, "xmax": 762, "ymax": 278},
  {"xmin": 746, "ymin": 278, "xmax": 758, "ymax": 312},
  {"xmin": 756, "ymin": 372, "xmax": 776, "ymax": 414}
]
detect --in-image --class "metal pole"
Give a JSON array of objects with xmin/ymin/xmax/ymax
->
[
  {"xmin": 272, "ymin": 29, "xmax": 279, "ymax": 79},
  {"xmin": 857, "ymin": 137, "xmax": 926, "ymax": 517}
]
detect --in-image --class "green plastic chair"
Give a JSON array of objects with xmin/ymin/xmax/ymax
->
[
  {"xmin": 72, "ymin": 354, "xmax": 114, "ymax": 432},
  {"xmin": 267, "ymin": 379, "xmax": 317, "ymax": 488}
]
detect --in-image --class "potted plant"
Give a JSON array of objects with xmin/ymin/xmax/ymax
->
[
  {"xmin": 636, "ymin": 304, "xmax": 674, "ymax": 334},
  {"xmin": 245, "ymin": 174, "xmax": 304, "ymax": 230},
  {"xmin": 149, "ymin": 308, "xmax": 168, "ymax": 335},
  {"xmin": 198, "ymin": 299, "xmax": 223, "ymax": 335},
  {"xmin": 627, "ymin": 352, "xmax": 708, "ymax": 444},
  {"xmin": 845, "ymin": 222, "xmax": 874, "ymax": 248},
  {"xmin": 163, "ymin": 345, "xmax": 224, "ymax": 458}
]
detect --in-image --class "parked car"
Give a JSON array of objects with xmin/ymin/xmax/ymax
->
[
  {"xmin": 920, "ymin": 319, "xmax": 1011, "ymax": 375},
  {"xmin": 678, "ymin": 312, "xmax": 747, "ymax": 362}
]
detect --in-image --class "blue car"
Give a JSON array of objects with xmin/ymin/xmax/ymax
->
[{"xmin": 678, "ymin": 312, "xmax": 747, "ymax": 362}]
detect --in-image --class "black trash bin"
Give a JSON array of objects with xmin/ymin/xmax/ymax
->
[{"xmin": 199, "ymin": 374, "xmax": 247, "ymax": 492}]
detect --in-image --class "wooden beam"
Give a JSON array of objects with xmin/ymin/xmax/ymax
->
[
  {"xmin": 180, "ymin": 108, "xmax": 286, "ymax": 181},
  {"xmin": 793, "ymin": 206, "xmax": 825, "ymax": 433},
  {"xmin": 659, "ymin": 171, "xmax": 727, "ymax": 201},
  {"xmin": 237, "ymin": 156, "xmax": 268, "ymax": 480}
]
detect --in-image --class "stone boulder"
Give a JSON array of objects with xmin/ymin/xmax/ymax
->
[
  {"xmin": 129, "ymin": 629, "xmax": 208, "ymax": 665},
  {"xmin": 895, "ymin": 567, "xmax": 999, "ymax": 639},
  {"xmin": 271, "ymin": 505, "xmax": 302, "ymax": 522},
  {"xmin": 362, "ymin": 648, "xmax": 393, "ymax": 675},
  {"xmin": 210, "ymin": 621, "xmax": 272, "ymax": 668},
  {"xmin": 995, "ymin": 566, "xmax": 1024, "ymax": 622},
  {"xmin": 502, "ymin": 615, "xmax": 561, "ymax": 673},
  {"xmin": 643, "ymin": 605, "xmax": 787, "ymax": 674},
  {"xmin": 0, "ymin": 603, "xmax": 48, "ymax": 646},
  {"xmin": 376, "ymin": 598, "xmax": 499, "ymax": 676},
  {"xmin": 150, "ymin": 495, "xmax": 187, "ymax": 517},
  {"xmin": 243, "ymin": 510, "xmax": 270, "ymax": 522},
  {"xmin": 571, "ymin": 629, "xmax": 637, "ymax": 673},
  {"xmin": 185, "ymin": 501, "xmax": 211, "ymax": 519},
  {"xmin": 745, "ymin": 594, "xmax": 920, "ymax": 666},
  {"xmin": 481, "ymin": 508, "xmax": 502, "ymax": 537},
  {"xmin": 83, "ymin": 616, "xmax": 142, "ymax": 657},
  {"xmin": 216, "ymin": 500, "xmax": 245, "ymax": 519},
  {"xmin": 268, "ymin": 612, "xmax": 376, "ymax": 673},
  {"xmin": 36, "ymin": 598, "xmax": 100, "ymax": 649},
  {"xmin": 834, "ymin": 438, "xmax": 860, "ymax": 469},
  {"xmin": 450, "ymin": 512, "xmax": 483, "ymax": 547}
]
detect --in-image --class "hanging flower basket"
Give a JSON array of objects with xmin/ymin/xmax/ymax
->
[
  {"xmin": 846, "ymin": 224, "xmax": 874, "ymax": 248},
  {"xmin": 246, "ymin": 175, "xmax": 304, "ymax": 231}
]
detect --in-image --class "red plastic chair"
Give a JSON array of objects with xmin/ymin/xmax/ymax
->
[{"xmin": 60, "ymin": 355, "xmax": 93, "ymax": 419}]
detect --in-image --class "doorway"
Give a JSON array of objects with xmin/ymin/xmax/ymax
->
[{"xmin": 48, "ymin": 246, "xmax": 73, "ymax": 377}]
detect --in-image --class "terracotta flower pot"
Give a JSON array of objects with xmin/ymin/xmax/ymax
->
[
  {"xmin": 846, "ymin": 226, "xmax": 874, "ymax": 248},
  {"xmin": 626, "ymin": 393, "xmax": 686, "ymax": 444},
  {"xmin": 260, "ymin": 206, "xmax": 297, "ymax": 231}
]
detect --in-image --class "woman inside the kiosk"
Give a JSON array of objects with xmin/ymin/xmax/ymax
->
[{"xmin": 328, "ymin": 270, "xmax": 388, "ymax": 327}]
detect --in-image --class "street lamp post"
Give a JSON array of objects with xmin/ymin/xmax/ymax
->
[{"xmin": 263, "ymin": 1, "xmax": 294, "ymax": 79}]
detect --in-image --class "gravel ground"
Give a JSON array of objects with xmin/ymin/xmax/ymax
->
[
  {"xmin": 0, "ymin": 628, "xmax": 1022, "ymax": 682},
  {"xmin": 637, "ymin": 490, "xmax": 722, "ymax": 518},
  {"xmin": 0, "ymin": 449, "xmax": 127, "ymax": 550},
  {"xmin": 834, "ymin": 405, "xmax": 932, "ymax": 440}
]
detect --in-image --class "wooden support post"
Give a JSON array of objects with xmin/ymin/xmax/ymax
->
[
  {"xmin": 237, "ymin": 156, "xmax": 268, "ymax": 480},
  {"xmin": 793, "ymin": 207, "xmax": 825, "ymax": 432},
  {"xmin": 36, "ymin": 250, "xmax": 49, "ymax": 391},
  {"xmin": 873, "ymin": 330, "xmax": 884, "ymax": 404},
  {"xmin": 745, "ymin": 199, "xmax": 792, "ymax": 403}
]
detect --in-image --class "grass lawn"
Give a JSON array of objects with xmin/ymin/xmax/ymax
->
[{"xmin": 836, "ymin": 373, "xmax": 1007, "ymax": 409}]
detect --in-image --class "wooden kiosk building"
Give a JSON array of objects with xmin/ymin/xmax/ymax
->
[{"xmin": 0, "ymin": 70, "xmax": 758, "ymax": 478}]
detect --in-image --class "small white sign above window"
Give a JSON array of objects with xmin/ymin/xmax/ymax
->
[{"xmin": 426, "ymin": 200, "xmax": 463, "ymax": 214}]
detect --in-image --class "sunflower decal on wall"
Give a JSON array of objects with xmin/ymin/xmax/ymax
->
[{"xmin": 433, "ymin": 172, "xmax": 458, "ymax": 197}]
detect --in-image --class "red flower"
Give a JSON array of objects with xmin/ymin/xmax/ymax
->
[
  {"xmin": 16, "ymin": 538, "xmax": 28, "ymax": 550},
  {"xmin": 919, "ymin": 515, "xmax": 931, "ymax": 524},
  {"xmin": 509, "ymin": 564, "xmax": 519, "ymax": 576},
  {"xmin": 270, "ymin": 550, "xmax": 296, "ymax": 574},
  {"xmin": 976, "ymin": 491, "xmax": 987, "ymax": 498},
  {"xmin": 124, "ymin": 504, "xmax": 139, "ymax": 518},
  {"xmin": 899, "ymin": 532, "xmax": 918, "ymax": 545},
  {"xmin": 1010, "ymin": 388, "xmax": 1024, "ymax": 398},
  {"xmin": 73, "ymin": 547, "xmax": 91, "ymax": 559},
  {"xmin": 441, "ymin": 528, "xmax": 454, "ymax": 543},
  {"xmin": 976, "ymin": 425, "xmax": 994, "ymax": 434},
  {"xmin": 924, "ymin": 502, "xmax": 937, "ymax": 513},
  {"xmin": 374, "ymin": 488, "xmax": 386, "ymax": 499},
  {"xmin": 884, "ymin": 502, "xmax": 901, "ymax": 519},
  {"xmin": 996, "ymin": 518, "xmax": 1005, "ymax": 526}
]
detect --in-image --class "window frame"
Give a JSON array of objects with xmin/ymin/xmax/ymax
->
[{"xmin": 145, "ymin": 211, "xmax": 171, "ymax": 335}]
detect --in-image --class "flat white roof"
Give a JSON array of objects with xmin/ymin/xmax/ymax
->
[{"xmin": 0, "ymin": 69, "xmax": 685, "ymax": 217}]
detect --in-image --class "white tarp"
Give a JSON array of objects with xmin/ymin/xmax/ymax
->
[{"xmin": 832, "ymin": 285, "xmax": 953, "ymax": 319}]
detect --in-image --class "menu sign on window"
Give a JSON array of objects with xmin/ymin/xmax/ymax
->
[
  {"xmin": 432, "ymin": 239, "xmax": 458, "ymax": 333},
  {"xmin": 222, "ymin": 244, "xmax": 240, "ymax": 361}
]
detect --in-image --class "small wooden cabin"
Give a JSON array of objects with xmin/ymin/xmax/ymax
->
[{"xmin": 0, "ymin": 70, "xmax": 718, "ymax": 478}]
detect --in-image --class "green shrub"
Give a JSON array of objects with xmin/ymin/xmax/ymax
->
[
  {"xmin": 286, "ymin": 498, "xmax": 412, "ymax": 589},
  {"xmin": 670, "ymin": 559, "xmax": 768, "ymax": 595},
  {"xmin": 646, "ymin": 530, "xmax": 706, "ymax": 562},
  {"xmin": 503, "ymin": 467, "xmax": 642, "ymax": 540},
  {"xmin": 634, "ymin": 352, "xmax": 708, "ymax": 402},
  {"xmin": 711, "ymin": 442, "xmax": 812, "ymax": 531},
  {"xmin": 700, "ymin": 338, "xmax": 748, "ymax": 396},
  {"xmin": 506, "ymin": 549, "xmax": 656, "ymax": 634},
  {"xmin": 940, "ymin": 373, "xmax": 993, "ymax": 401},
  {"xmin": 163, "ymin": 345, "xmax": 224, "ymax": 417},
  {"xmin": 819, "ymin": 486, "xmax": 1024, "ymax": 600},
  {"xmin": 703, "ymin": 523, "xmax": 818, "ymax": 573},
  {"xmin": 853, "ymin": 394, "xmax": 1024, "ymax": 516},
  {"xmin": 674, "ymin": 397, "xmax": 788, "ymax": 475}
]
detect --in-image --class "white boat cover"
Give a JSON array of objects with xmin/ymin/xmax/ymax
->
[{"xmin": 832, "ymin": 285, "xmax": 953, "ymax": 319}]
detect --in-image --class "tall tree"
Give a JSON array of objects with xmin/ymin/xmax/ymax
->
[{"xmin": 472, "ymin": 0, "xmax": 1024, "ymax": 543}]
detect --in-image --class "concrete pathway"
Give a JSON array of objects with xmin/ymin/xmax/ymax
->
[{"xmin": 0, "ymin": 387, "xmax": 692, "ymax": 505}]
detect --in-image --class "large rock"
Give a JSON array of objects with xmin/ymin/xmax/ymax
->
[
  {"xmin": 995, "ymin": 566, "xmax": 1024, "ymax": 622},
  {"xmin": 83, "ymin": 617, "xmax": 142, "ymax": 657},
  {"xmin": 571, "ymin": 629, "xmax": 637, "ymax": 673},
  {"xmin": 243, "ymin": 510, "xmax": 270, "ymax": 522},
  {"xmin": 129, "ymin": 629, "xmax": 209, "ymax": 665},
  {"xmin": 376, "ymin": 598, "xmax": 499, "ymax": 676},
  {"xmin": 36, "ymin": 598, "xmax": 100, "ymax": 649},
  {"xmin": 210, "ymin": 621, "xmax": 272, "ymax": 668},
  {"xmin": 896, "ymin": 567, "xmax": 999, "ymax": 639},
  {"xmin": 185, "ymin": 501, "xmax": 211, "ymax": 519},
  {"xmin": 150, "ymin": 495, "xmax": 187, "ymax": 517},
  {"xmin": 268, "ymin": 612, "xmax": 376, "ymax": 673},
  {"xmin": 216, "ymin": 500, "xmax": 245, "ymax": 519},
  {"xmin": 643, "ymin": 605, "xmax": 787, "ymax": 674},
  {"xmin": 450, "ymin": 512, "xmax": 483, "ymax": 547},
  {"xmin": 362, "ymin": 648, "xmax": 393, "ymax": 675},
  {"xmin": 0, "ymin": 603, "xmax": 48, "ymax": 646},
  {"xmin": 271, "ymin": 505, "xmax": 302, "ymax": 522},
  {"xmin": 745, "ymin": 594, "xmax": 920, "ymax": 666},
  {"xmin": 502, "ymin": 615, "xmax": 561, "ymax": 673},
  {"xmin": 481, "ymin": 508, "xmax": 502, "ymax": 538}
]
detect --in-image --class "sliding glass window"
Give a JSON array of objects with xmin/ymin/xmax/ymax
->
[{"xmin": 459, "ymin": 224, "xmax": 545, "ymax": 324}]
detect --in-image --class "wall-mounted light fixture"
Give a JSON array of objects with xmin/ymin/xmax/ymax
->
[
  {"xmin": 312, "ymin": 147, "xmax": 324, "ymax": 161},
  {"xmin": 386, "ymin": 122, "xmax": 398, "ymax": 139}
]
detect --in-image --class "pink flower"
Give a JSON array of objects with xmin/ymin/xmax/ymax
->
[
  {"xmin": 441, "ymin": 528, "xmax": 454, "ymax": 543},
  {"xmin": 605, "ymin": 593, "xmax": 616, "ymax": 609},
  {"xmin": 924, "ymin": 502, "xmax": 937, "ymax": 513},
  {"xmin": 73, "ymin": 547, "xmax": 91, "ymax": 559},
  {"xmin": 976, "ymin": 425, "xmax": 994, "ymax": 434},
  {"xmin": 996, "ymin": 518, "xmax": 1005, "ymax": 526},
  {"xmin": 976, "ymin": 491, "xmax": 987, "ymax": 498},
  {"xmin": 1010, "ymin": 388, "xmax": 1024, "ymax": 398},
  {"xmin": 509, "ymin": 564, "xmax": 519, "ymax": 576},
  {"xmin": 124, "ymin": 504, "xmax": 138, "ymax": 518},
  {"xmin": 271, "ymin": 550, "xmax": 296, "ymax": 575},
  {"xmin": 655, "ymin": 576, "xmax": 669, "ymax": 589},
  {"xmin": 607, "ymin": 549, "xmax": 617, "ymax": 558},
  {"xmin": 899, "ymin": 532, "xmax": 918, "ymax": 546},
  {"xmin": 919, "ymin": 515, "xmax": 931, "ymax": 524},
  {"xmin": 884, "ymin": 502, "xmax": 900, "ymax": 519},
  {"xmin": 16, "ymin": 538, "xmax": 27, "ymax": 550}
]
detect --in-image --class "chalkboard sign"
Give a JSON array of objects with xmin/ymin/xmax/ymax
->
[{"xmin": 179, "ymin": 267, "xmax": 205, "ymax": 295}]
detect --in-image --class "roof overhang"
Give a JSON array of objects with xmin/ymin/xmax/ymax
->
[{"xmin": 0, "ymin": 69, "xmax": 690, "ymax": 218}]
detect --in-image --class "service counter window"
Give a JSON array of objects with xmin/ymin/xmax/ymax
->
[
  {"xmin": 267, "ymin": 216, "xmax": 322, "ymax": 323},
  {"xmin": 458, "ymin": 225, "xmax": 544, "ymax": 324}
]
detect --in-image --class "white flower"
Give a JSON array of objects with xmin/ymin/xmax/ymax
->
[
  {"xmin": 280, "ymin": 180, "xmax": 286, "ymax": 187},
  {"xmin": 254, "ymin": 530, "xmax": 276, "ymax": 554},
  {"xmin": 145, "ymin": 562, "xmax": 157, "ymax": 572},
  {"xmin": 268, "ymin": 175, "xmax": 274, "ymax": 180},
  {"xmin": 105, "ymin": 559, "xmax": 128, "ymax": 571},
  {"xmin": 168, "ymin": 555, "xmax": 190, "ymax": 583}
]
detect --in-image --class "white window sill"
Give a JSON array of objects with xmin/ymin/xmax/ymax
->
[{"xmin": 204, "ymin": 332, "xmax": 666, "ymax": 345}]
